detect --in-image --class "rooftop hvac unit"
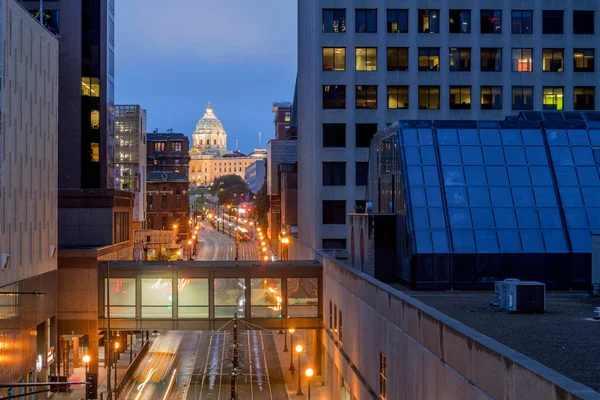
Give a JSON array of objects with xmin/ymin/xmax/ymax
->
[
  {"xmin": 494, "ymin": 278, "xmax": 521, "ymax": 310},
  {"xmin": 503, "ymin": 280, "xmax": 546, "ymax": 313}
]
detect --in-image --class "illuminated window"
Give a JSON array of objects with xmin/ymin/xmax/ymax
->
[
  {"xmin": 511, "ymin": 48, "xmax": 533, "ymax": 72},
  {"xmin": 543, "ymin": 87, "xmax": 564, "ymax": 110},
  {"xmin": 91, "ymin": 143, "xmax": 100, "ymax": 162},
  {"xmin": 322, "ymin": 47, "xmax": 346, "ymax": 71},
  {"xmin": 481, "ymin": 86, "xmax": 502, "ymax": 110},
  {"xmin": 81, "ymin": 77, "xmax": 100, "ymax": 97},
  {"xmin": 154, "ymin": 142, "xmax": 165, "ymax": 152},
  {"xmin": 574, "ymin": 87, "xmax": 595, "ymax": 110},
  {"xmin": 387, "ymin": 86, "xmax": 408, "ymax": 109},
  {"xmin": 418, "ymin": 86, "xmax": 440, "ymax": 110},
  {"xmin": 380, "ymin": 352, "xmax": 387, "ymax": 399},
  {"xmin": 173, "ymin": 142, "xmax": 182, "ymax": 152},
  {"xmin": 355, "ymin": 85, "xmax": 377, "ymax": 109},
  {"xmin": 481, "ymin": 10, "xmax": 502, "ymax": 33},
  {"xmin": 284, "ymin": 112, "xmax": 291, "ymax": 121},
  {"xmin": 418, "ymin": 9, "xmax": 439, "ymax": 33},
  {"xmin": 449, "ymin": 10, "xmax": 471, "ymax": 33},
  {"xmin": 574, "ymin": 49, "xmax": 594, "ymax": 72},
  {"xmin": 418, "ymin": 48, "xmax": 440, "ymax": 71},
  {"xmin": 450, "ymin": 86, "xmax": 471, "ymax": 109},
  {"xmin": 90, "ymin": 110, "xmax": 100, "ymax": 129},
  {"xmin": 387, "ymin": 47, "xmax": 408, "ymax": 71},
  {"xmin": 387, "ymin": 9, "xmax": 408, "ymax": 33},
  {"xmin": 355, "ymin": 48, "xmax": 377, "ymax": 71},
  {"xmin": 542, "ymin": 49, "xmax": 564, "ymax": 72}
]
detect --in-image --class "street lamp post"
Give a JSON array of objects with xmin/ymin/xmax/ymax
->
[
  {"xmin": 114, "ymin": 342, "xmax": 119, "ymax": 391},
  {"xmin": 305, "ymin": 368, "xmax": 314, "ymax": 400},
  {"xmin": 288, "ymin": 328, "xmax": 295, "ymax": 373},
  {"xmin": 283, "ymin": 329, "xmax": 288, "ymax": 352},
  {"xmin": 83, "ymin": 355, "xmax": 90, "ymax": 374},
  {"xmin": 188, "ymin": 240, "xmax": 193, "ymax": 260},
  {"xmin": 295, "ymin": 345, "xmax": 304, "ymax": 395}
]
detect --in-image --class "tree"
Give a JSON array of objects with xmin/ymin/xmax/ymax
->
[
  {"xmin": 210, "ymin": 175, "xmax": 247, "ymax": 205},
  {"xmin": 251, "ymin": 181, "xmax": 269, "ymax": 228}
]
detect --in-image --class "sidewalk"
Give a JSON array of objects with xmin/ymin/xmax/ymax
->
[{"xmin": 273, "ymin": 330, "xmax": 327, "ymax": 399}]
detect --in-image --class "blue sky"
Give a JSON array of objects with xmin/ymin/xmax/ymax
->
[{"xmin": 115, "ymin": 0, "xmax": 297, "ymax": 153}]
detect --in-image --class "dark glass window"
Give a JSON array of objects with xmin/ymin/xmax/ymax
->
[
  {"xmin": 418, "ymin": 86, "xmax": 440, "ymax": 110},
  {"xmin": 574, "ymin": 49, "xmax": 594, "ymax": 72},
  {"xmin": 32, "ymin": 9, "xmax": 60, "ymax": 35},
  {"xmin": 355, "ymin": 48, "xmax": 377, "ymax": 71},
  {"xmin": 418, "ymin": 9, "xmax": 439, "ymax": 33},
  {"xmin": 543, "ymin": 87, "xmax": 564, "ymax": 110},
  {"xmin": 355, "ymin": 200, "xmax": 367, "ymax": 213},
  {"xmin": 323, "ymin": 201, "xmax": 346, "ymax": 224},
  {"xmin": 323, "ymin": 85, "xmax": 346, "ymax": 109},
  {"xmin": 356, "ymin": 9, "xmax": 377, "ymax": 33},
  {"xmin": 480, "ymin": 48, "xmax": 502, "ymax": 72},
  {"xmin": 356, "ymin": 86, "xmax": 377, "ymax": 109},
  {"xmin": 573, "ymin": 11, "xmax": 594, "ymax": 34},
  {"xmin": 323, "ymin": 9, "xmax": 346, "ymax": 33},
  {"xmin": 323, "ymin": 124, "xmax": 346, "ymax": 147},
  {"xmin": 574, "ymin": 87, "xmax": 595, "ymax": 110},
  {"xmin": 542, "ymin": 49, "xmax": 564, "ymax": 72},
  {"xmin": 449, "ymin": 48, "xmax": 471, "ymax": 71},
  {"xmin": 542, "ymin": 10, "xmax": 563, "ymax": 34},
  {"xmin": 418, "ymin": 48, "xmax": 440, "ymax": 71},
  {"xmin": 323, "ymin": 162, "xmax": 346, "ymax": 186},
  {"xmin": 450, "ymin": 86, "xmax": 471, "ymax": 109},
  {"xmin": 356, "ymin": 162, "xmax": 369, "ymax": 186},
  {"xmin": 161, "ymin": 195, "xmax": 167, "ymax": 209},
  {"xmin": 322, "ymin": 48, "xmax": 346, "ymax": 71},
  {"xmin": 511, "ymin": 10, "xmax": 533, "ymax": 34},
  {"xmin": 387, "ymin": 86, "xmax": 408, "ymax": 109},
  {"xmin": 481, "ymin": 86, "xmax": 502, "ymax": 110},
  {"xmin": 387, "ymin": 9, "xmax": 408, "ymax": 33},
  {"xmin": 323, "ymin": 239, "xmax": 346, "ymax": 249},
  {"xmin": 387, "ymin": 48, "xmax": 408, "ymax": 71},
  {"xmin": 481, "ymin": 10, "xmax": 502, "ymax": 33},
  {"xmin": 356, "ymin": 124, "xmax": 377, "ymax": 147},
  {"xmin": 512, "ymin": 86, "xmax": 534, "ymax": 110},
  {"xmin": 449, "ymin": 10, "xmax": 471, "ymax": 33},
  {"xmin": 512, "ymin": 48, "xmax": 533, "ymax": 72}
]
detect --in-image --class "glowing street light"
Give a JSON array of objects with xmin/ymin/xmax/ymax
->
[
  {"xmin": 305, "ymin": 368, "xmax": 314, "ymax": 400},
  {"xmin": 83, "ymin": 354, "xmax": 91, "ymax": 373},
  {"xmin": 295, "ymin": 344, "xmax": 304, "ymax": 395},
  {"xmin": 263, "ymin": 255, "xmax": 269, "ymax": 261}
]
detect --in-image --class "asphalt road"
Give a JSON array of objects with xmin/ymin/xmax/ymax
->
[{"xmin": 194, "ymin": 220, "xmax": 260, "ymax": 261}]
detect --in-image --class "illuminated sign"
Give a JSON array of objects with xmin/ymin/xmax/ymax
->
[
  {"xmin": 36, "ymin": 355, "xmax": 43, "ymax": 372},
  {"xmin": 47, "ymin": 347, "xmax": 55, "ymax": 365}
]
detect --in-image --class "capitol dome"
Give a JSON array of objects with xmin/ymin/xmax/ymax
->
[{"xmin": 192, "ymin": 102, "xmax": 228, "ymax": 156}]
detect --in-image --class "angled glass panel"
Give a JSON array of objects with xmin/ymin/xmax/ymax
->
[
  {"xmin": 420, "ymin": 147, "xmax": 437, "ymax": 165},
  {"xmin": 542, "ymin": 230, "xmax": 568, "ymax": 253},
  {"xmin": 406, "ymin": 146, "xmax": 421, "ymax": 165},
  {"xmin": 494, "ymin": 209, "xmax": 518, "ymax": 228},
  {"xmin": 558, "ymin": 187, "xmax": 584, "ymax": 206},
  {"xmin": 500, "ymin": 130, "xmax": 522, "ymax": 145},
  {"xmin": 522, "ymin": 129, "xmax": 544, "ymax": 145},
  {"xmin": 415, "ymin": 230, "xmax": 433, "ymax": 252},
  {"xmin": 497, "ymin": 230, "xmax": 522, "ymax": 252},
  {"xmin": 439, "ymin": 146, "xmax": 462, "ymax": 165},
  {"xmin": 525, "ymin": 147, "xmax": 548, "ymax": 165},
  {"xmin": 425, "ymin": 187, "xmax": 443, "ymax": 206},
  {"xmin": 458, "ymin": 129, "xmax": 480, "ymax": 145},
  {"xmin": 508, "ymin": 166, "xmax": 531, "ymax": 185},
  {"xmin": 504, "ymin": 147, "xmax": 527, "ymax": 165},
  {"xmin": 449, "ymin": 208, "xmax": 472, "ymax": 228},
  {"xmin": 431, "ymin": 230, "xmax": 450, "ymax": 252},
  {"xmin": 512, "ymin": 187, "xmax": 535, "ymax": 206},
  {"xmin": 587, "ymin": 208, "xmax": 600, "ymax": 228},
  {"xmin": 443, "ymin": 166, "xmax": 465, "ymax": 186},
  {"xmin": 576, "ymin": 166, "xmax": 600, "ymax": 186},
  {"xmin": 564, "ymin": 208, "xmax": 589, "ymax": 228},
  {"xmin": 569, "ymin": 230, "xmax": 591, "ymax": 252},
  {"xmin": 403, "ymin": 129, "xmax": 418, "ymax": 145},
  {"xmin": 287, "ymin": 278, "xmax": 318, "ymax": 317},
  {"xmin": 482, "ymin": 146, "xmax": 505, "ymax": 165},
  {"xmin": 418, "ymin": 129, "xmax": 434, "ymax": 145},
  {"xmin": 475, "ymin": 230, "xmax": 499, "ymax": 252},
  {"xmin": 215, "ymin": 278, "xmax": 246, "ymax": 318},
  {"xmin": 545, "ymin": 129, "xmax": 569, "ymax": 145},
  {"xmin": 589, "ymin": 130, "xmax": 600, "ymax": 146},
  {"xmin": 489, "ymin": 187, "xmax": 513, "ymax": 206},
  {"xmin": 582, "ymin": 187, "xmax": 600, "ymax": 206},
  {"xmin": 429, "ymin": 208, "xmax": 446, "ymax": 228},
  {"xmin": 445, "ymin": 187, "xmax": 468, "ymax": 206},
  {"xmin": 467, "ymin": 187, "xmax": 491, "ymax": 206},
  {"xmin": 464, "ymin": 166, "xmax": 488, "ymax": 185},
  {"xmin": 538, "ymin": 208, "xmax": 563, "ymax": 228},
  {"xmin": 555, "ymin": 167, "xmax": 579, "ymax": 185},
  {"xmin": 413, "ymin": 208, "xmax": 430, "ymax": 228},
  {"xmin": 549, "ymin": 147, "xmax": 574, "ymax": 166},
  {"xmin": 437, "ymin": 129, "xmax": 459, "ymax": 145},
  {"xmin": 410, "ymin": 187, "xmax": 426, "ymax": 205},
  {"xmin": 571, "ymin": 147, "xmax": 595, "ymax": 165},
  {"xmin": 533, "ymin": 187, "xmax": 558, "ymax": 206},
  {"xmin": 471, "ymin": 208, "xmax": 495, "ymax": 228},
  {"xmin": 520, "ymin": 231, "xmax": 545, "ymax": 253},
  {"xmin": 529, "ymin": 166, "xmax": 554, "ymax": 186},
  {"xmin": 461, "ymin": 146, "xmax": 484, "ymax": 165},
  {"xmin": 515, "ymin": 208, "xmax": 540, "ymax": 228},
  {"xmin": 423, "ymin": 166, "xmax": 440, "ymax": 184},
  {"xmin": 479, "ymin": 129, "xmax": 501, "ymax": 145},
  {"xmin": 486, "ymin": 167, "xmax": 509, "ymax": 186},
  {"xmin": 452, "ymin": 230, "xmax": 476, "ymax": 252},
  {"xmin": 408, "ymin": 166, "xmax": 424, "ymax": 185},
  {"xmin": 567, "ymin": 130, "xmax": 590, "ymax": 146}
]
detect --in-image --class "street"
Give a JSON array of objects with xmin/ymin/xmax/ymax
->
[{"xmin": 194, "ymin": 220, "xmax": 261, "ymax": 261}]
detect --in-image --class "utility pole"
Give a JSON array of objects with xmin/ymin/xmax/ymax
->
[
  {"xmin": 235, "ymin": 207, "xmax": 239, "ymax": 261},
  {"xmin": 231, "ymin": 313, "xmax": 239, "ymax": 400},
  {"xmin": 106, "ymin": 262, "xmax": 112, "ymax": 400}
]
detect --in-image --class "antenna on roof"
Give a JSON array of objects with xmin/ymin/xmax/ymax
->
[
  {"xmin": 259, "ymin": 132, "xmax": 262, "ymax": 148},
  {"xmin": 236, "ymin": 136, "xmax": 239, "ymax": 151}
]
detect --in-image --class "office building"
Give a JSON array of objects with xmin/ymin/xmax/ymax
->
[
  {"xmin": 272, "ymin": 101, "xmax": 292, "ymax": 140},
  {"xmin": 296, "ymin": 2, "xmax": 600, "ymax": 259},
  {"xmin": 245, "ymin": 160, "xmax": 266, "ymax": 194},
  {"xmin": 0, "ymin": 1, "xmax": 59, "ymax": 394}
]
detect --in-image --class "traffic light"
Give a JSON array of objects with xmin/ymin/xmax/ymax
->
[{"xmin": 86, "ymin": 373, "xmax": 98, "ymax": 399}]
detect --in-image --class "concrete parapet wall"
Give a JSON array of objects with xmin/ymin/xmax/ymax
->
[{"xmin": 321, "ymin": 253, "xmax": 600, "ymax": 400}]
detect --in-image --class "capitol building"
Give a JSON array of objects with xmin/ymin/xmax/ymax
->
[{"xmin": 189, "ymin": 103, "xmax": 267, "ymax": 187}]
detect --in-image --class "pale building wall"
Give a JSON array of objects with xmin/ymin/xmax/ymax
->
[{"xmin": 189, "ymin": 155, "xmax": 263, "ymax": 186}]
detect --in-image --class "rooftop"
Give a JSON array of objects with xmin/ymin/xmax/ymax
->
[
  {"xmin": 400, "ymin": 287, "xmax": 600, "ymax": 392},
  {"xmin": 147, "ymin": 171, "xmax": 188, "ymax": 183},
  {"xmin": 147, "ymin": 133, "xmax": 187, "ymax": 141}
]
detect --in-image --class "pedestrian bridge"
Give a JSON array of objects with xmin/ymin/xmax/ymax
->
[{"xmin": 99, "ymin": 260, "xmax": 322, "ymax": 331}]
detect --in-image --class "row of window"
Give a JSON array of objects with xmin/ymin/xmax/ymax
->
[
  {"xmin": 322, "ymin": 162, "xmax": 369, "ymax": 187},
  {"xmin": 152, "ymin": 142, "xmax": 184, "ymax": 152},
  {"xmin": 323, "ymin": 8, "xmax": 595, "ymax": 35},
  {"xmin": 324, "ymin": 47, "xmax": 595, "ymax": 73},
  {"xmin": 323, "ymin": 85, "xmax": 595, "ymax": 111}
]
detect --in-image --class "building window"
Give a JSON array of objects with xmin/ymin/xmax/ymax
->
[
  {"xmin": 574, "ymin": 87, "xmax": 595, "ymax": 110},
  {"xmin": 356, "ymin": 86, "xmax": 377, "ymax": 109},
  {"xmin": 90, "ymin": 143, "xmax": 100, "ymax": 162},
  {"xmin": 574, "ymin": 49, "xmax": 594, "ymax": 72},
  {"xmin": 356, "ymin": 9, "xmax": 377, "ymax": 33},
  {"xmin": 338, "ymin": 309, "xmax": 343, "ymax": 341},
  {"xmin": 323, "ymin": 9, "xmax": 346, "ymax": 33},
  {"xmin": 481, "ymin": 10, "xmax": 502, "ymax": 34},
  {"xmin": 449, "ymin": 48, "xmax": 471, "ymax": 71},
  {"xmin": 323, "ymin": 85, "xmax": 346, "ymax": 109},
  {"xmin": 173, "ymin": 142, "xmax": 183, "ymax": 152},
  {"xmin": 161, "ymin": 195, "xmax": 168, "ymax": 209},
  {"xmin": 154, "ymin": 142, "xmax": 165, "ymax": 152},
  {"xmin": 418, "ymin": 48, "xmax": 440, "ymax": 71},
  {"xmin": 512, "ymin": 86, "xmax": 534, "ymax": 110},
  {"xmin": 147, "ymin": 195, "xmax": 153, "ymax": 211},
  {"xmin": 387, "ymin": 86, "xmax": 408, "ymax": 109},
  {"xmin": 323, "ymin": 201, "xmax": 347, "ymax": 224},
  {"xmin": 356, "ymin": 162, "xmax": 369, "ymax": 186},
  {"xmin": 323, "ymin": 239, "xmax": 346, "ymax": 249},
  {"xmin": 512, "ymin": 10, "xmax": 533, "ymax": 34},
  {"xmin": 387, "ymin": 48, "xmax": 408, "ymax": 71},
  {"xmin": 81, "ymin": 77, "xmax": 100, "ymax": 97},
  {"xmin": 152, "ymin": 159, "xmax": 157, "ymax": 165},
  {"xmin": 481, "ymin": 86, "xmax": 502, "ymax": 110},
  {"xmin": 380, "ymin": 352, "xmax": 387, "ymax": 400},
  {"xmin": 449, "ymin": 10, "xmax": 470, "ymax": 33},
  {"xmin": 355, "ymin": 200, "xmax": 367, "ymax": 213},
  {"xmin": 542, "ymin": 10, "xmax": 563, "ymax": 34},
  {"xmin": 418, "ymin": 9, "xmax": 439, "ymax": 33},
  {"xmin": 355, "ymin": 48, "xmax": 377, "ymax": 71},
  {"xmin": 323, "ymin": 48, "xmax": 346, "ymax": 71},
  {"xmin": 334, "ymin": 304, "xmax": 337, "ymax": 331},
  {"xmin": 480, "ymin": 48, "xmax": 502, "ymax": 72},
  {"xmin": 284, "ymin": 112, "xmax": 291, "ymax": 121},
  {"xmin": 543, "ymin": 87, "xmax": 564, "ymax": 110},
  {"xmin": 542, "ymin": 49, "xmax": 564, "ymax": 72},
  {"xmin": 329, "ymin": 301, "xmax": 333, "ymax": 328},
  {"xmin": 387, "ymin": 9, "xmax": 408, "ymax": 33},
  {"xmin": 511, "ymin": 48, "xmax": 533, "ymax": 72},
  {"xmin": 176, "ymin": 196, "xmax": 182, "ymax": 209},
  {"xmin": 113, "ymin": 212, "xmax": 130, "ymax": 244},
  {"xmin": 574, "ymin": 11, "xmax": 594, "ymax": 34},
  {"xmin": 323, "ymin": 124, "xmax": 346, "ymax": 147},
  {"xmin": 323, "ymin": 162, "xmax": 346, "ymax": 186},
  {"xmin": 356, "ymin": 124, "xmax": 378, "ymax": 147},
  {"xmin": 450, "ymin": 87, "xmax": 471, "ymax": 109},
  {"xmin": 418, "ymin": 86, "xmax": 440, "ymax": 110},
  {"xmin": 90, "ymin": 110, "xmax": 100, "ymax": 129}
]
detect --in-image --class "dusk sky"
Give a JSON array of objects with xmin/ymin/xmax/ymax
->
[{"xmin": 115, "ymin": 0, "xmax": 297, "ymax": 154}]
